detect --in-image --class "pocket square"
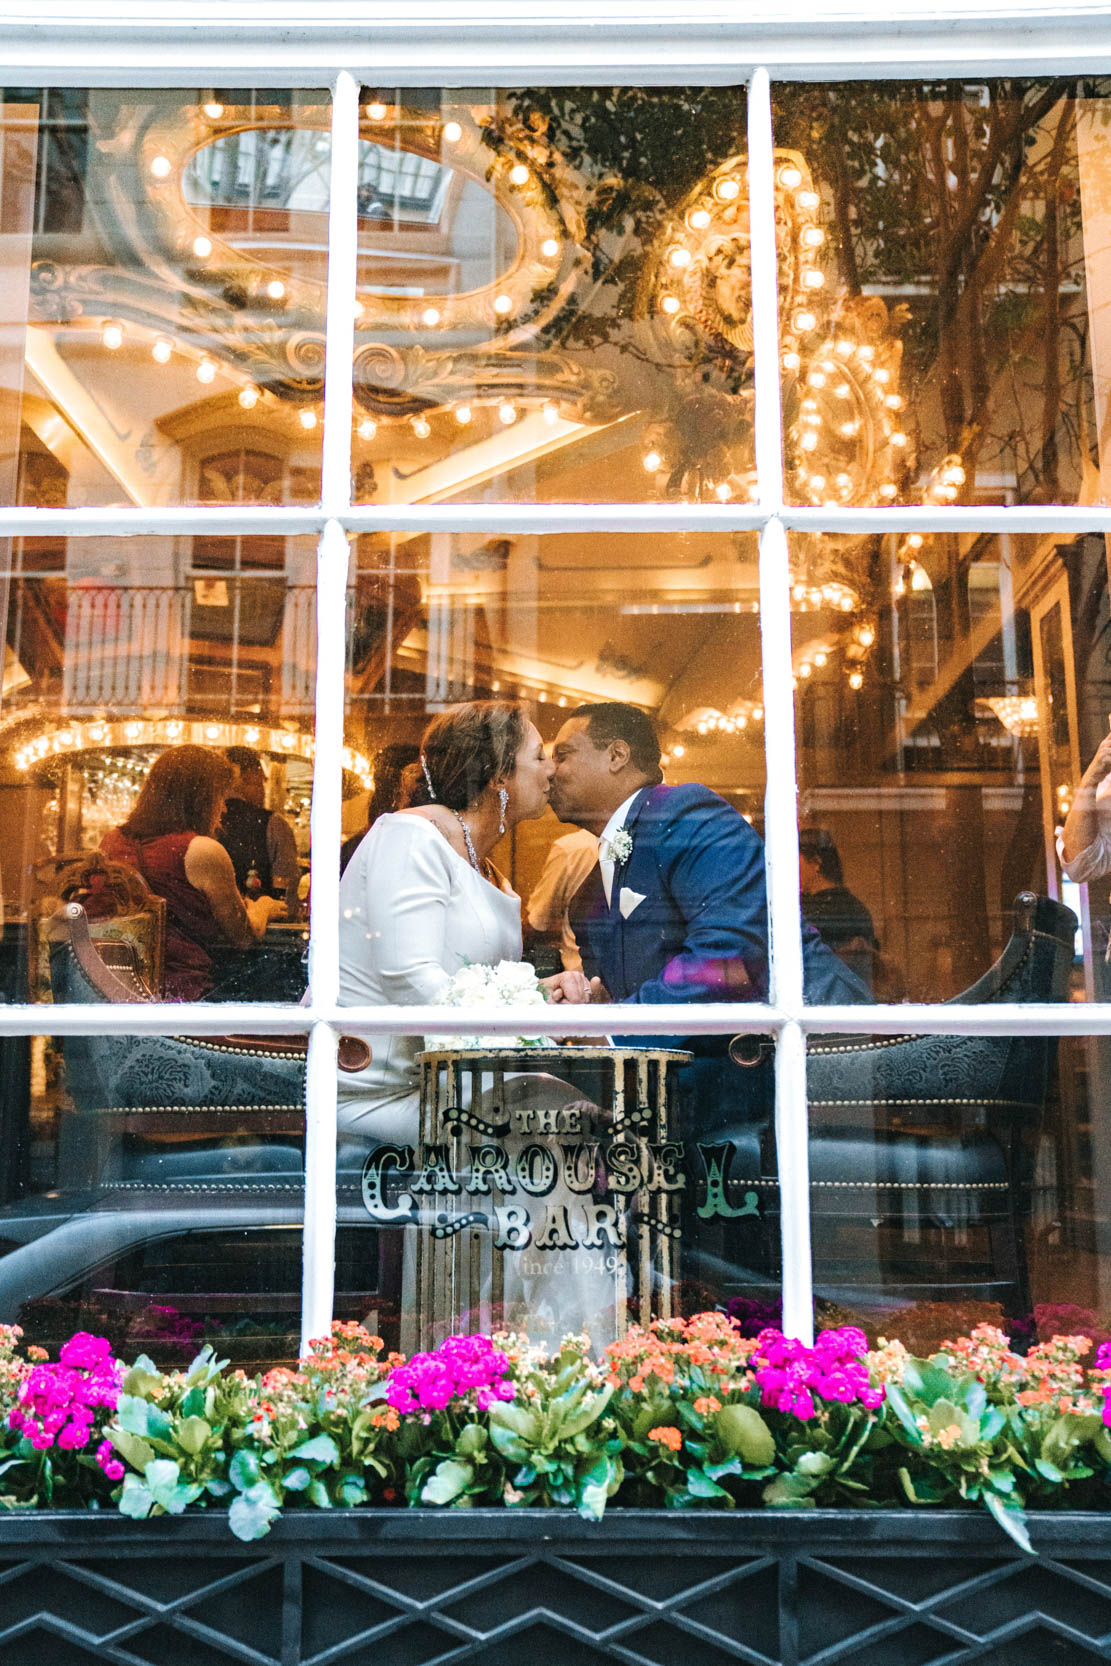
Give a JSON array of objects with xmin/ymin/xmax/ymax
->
[{"xmin": 618, "ymin": 886, "xmax": 646, "ymax": 919}]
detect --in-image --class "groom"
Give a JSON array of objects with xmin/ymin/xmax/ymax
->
[{"xmin": 549, "ymin": 701, "xmax": 871, "ymax": 1064}]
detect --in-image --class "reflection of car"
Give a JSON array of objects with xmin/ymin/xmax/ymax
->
[{"xmin": 0, "ymin": 1168, "xmax": 397, "ymax": 1367}]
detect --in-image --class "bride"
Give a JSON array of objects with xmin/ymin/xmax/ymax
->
[{"xmin": 337, "ymin": 700, "xmax": 621, "ymax": 1343}]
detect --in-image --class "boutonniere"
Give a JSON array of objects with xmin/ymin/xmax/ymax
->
[{"xmin": 606, "ymin": 828, "xmax": 634, "ymax": 866}]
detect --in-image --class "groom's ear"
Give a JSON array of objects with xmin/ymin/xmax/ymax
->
[{"xmin": 607, "ymin": 738, "xmax": 631, "ymax": 773}]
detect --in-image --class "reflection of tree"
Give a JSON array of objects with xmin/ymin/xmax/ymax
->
[
  {"xmin": 778, "ymin": 81, "xmax": 1092, "ymax": 497},
  {"xmin": 502, "ymin": 81, "xmax": 1110, "ymax": 984},
  {"xmin": 492, "ymin": 89, "xmax": 748, "ymax": 380},
  {"xmin": 776, "ymin": 80, "xmax": 1103, "ymax": 982}
]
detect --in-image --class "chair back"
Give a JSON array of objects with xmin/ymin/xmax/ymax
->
[{"xmin": 31, "ymin": 852, "xmax": 165, "ymax": 1001}]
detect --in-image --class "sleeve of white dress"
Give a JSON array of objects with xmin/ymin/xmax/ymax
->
[
  {"xmin": 1057, "ymin": 829, "xmax": 1111, "ymax": 884},
  {"xmin": 363, "ymin": 819, "xmax": 455, "ymax": 1005}
]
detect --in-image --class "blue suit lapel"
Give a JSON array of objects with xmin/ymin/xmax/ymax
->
[{"xmin": 612, "ymin": 787, "xmax": 653, "ymax": 996}]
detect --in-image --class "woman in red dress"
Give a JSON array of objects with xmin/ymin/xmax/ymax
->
[{"xmin": 101, "ymin": 745, "xmax": 286, "ymax": 999}]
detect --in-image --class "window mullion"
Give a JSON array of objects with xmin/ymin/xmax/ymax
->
[
  {"xmin": 300, "ymin": 68, "xmax": 360, "ymax": 1354},
  {"xmin": 301, "ymin": 1021, "xmax": 339, "ymax": 1354},
  {"xmin": 749, "ymin": 65, "xmax": 813, "ymax": 1344}
]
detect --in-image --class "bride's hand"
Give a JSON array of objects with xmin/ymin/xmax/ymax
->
[{"xmin": 541, "ymin": 970, "xmax": 592, "ymax": 1003}]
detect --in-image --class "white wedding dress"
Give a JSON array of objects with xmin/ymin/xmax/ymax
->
[{"xmin": 338, "ymin": 812, "xmax": 623, "ymax": 1345}]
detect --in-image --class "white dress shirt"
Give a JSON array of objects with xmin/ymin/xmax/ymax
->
[{"xmin": 598, "ymin": 790, "xmax": 642, "ymax": 905}]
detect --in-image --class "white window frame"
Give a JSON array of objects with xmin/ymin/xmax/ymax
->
[{"xmin": 3, "ymin": 3, "xmax": 1111, "ymax": 1351}]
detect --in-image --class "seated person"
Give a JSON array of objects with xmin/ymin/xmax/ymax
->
[
  {"xmin": 799, "ymin": 827, "xmax": 878, "ymax": 992},
  {"xmin": 218, "ymin": 745, "xmax": 301, "ymax": 915},
  {"xmin": 101, "ymin": 744, "xmax": 285, "ymax": 999},
  {"xmin": 339, "ymin": 741, "xmax": 420, "ymax": 877},
  {"xmin": 525, "ymin": 826, "xmax": 599, "ymax": 974},
  {"xmin": 1060, "ymin": 727, "xmax": 1111, "ymax": 889}
]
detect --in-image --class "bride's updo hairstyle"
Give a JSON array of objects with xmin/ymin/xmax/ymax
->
[{"xmin": 401, "ymin": 700, "xmax": 528, "ymax": 812}]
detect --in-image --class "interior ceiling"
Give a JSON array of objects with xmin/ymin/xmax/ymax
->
[{"xmin": 7, "ymin": 86, "xmax": 1043, "ymax": 777}]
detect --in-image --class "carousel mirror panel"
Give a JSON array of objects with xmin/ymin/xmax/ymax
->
[
  {"xmin": 2, "ymin": 532, "xmax": 319, "ymax": 1003},
  {"xmin": 0, "ymin": 87, "xmax": 330, "ymax": 508},
  {"xmin": 0, "ymin": 529, "xmax": 323, "ymax": 1365},
  {"xmin": 772, "ymin": 80, "xmax": 1111, "ymax": 510},
  {"xmin": 350, "ymin": 87, "xmax": 752, "ymax": 507}
]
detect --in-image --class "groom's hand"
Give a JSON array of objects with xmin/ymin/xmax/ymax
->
[
  {"xmin": 588, "ymin": 977, "xmax": 611, "ymax": 1002},
  {"xmin": 542, "ymin": 970, "xmax": 592, "ymax": 1003}
]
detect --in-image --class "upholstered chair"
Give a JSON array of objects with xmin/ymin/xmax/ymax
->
[{"xmin": 725, "ymin": 892, "xmax": 1077, "ymax": 1317}]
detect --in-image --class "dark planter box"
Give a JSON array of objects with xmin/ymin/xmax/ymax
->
[{"xmin": 2, "ymin": 1509, "xmax": 1110, "ymax": 1665}]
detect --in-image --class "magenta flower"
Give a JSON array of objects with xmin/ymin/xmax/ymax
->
[
  {"xmin": 748, "ymin": 1326, "xmax": 884, "ymax": 1421},
  {"xmin": 95, "ymin": 1438, "xmax": 125, "ymax": 1482},
  {"xmin": 8, "ymin": 1331, "xmax": 122, "ymax": 1454},
  {"xmin": 386, "ymin": 1333, "xmax": 514, "ymax": 1416}
]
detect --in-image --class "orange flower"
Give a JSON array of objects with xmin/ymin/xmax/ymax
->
[
  {"xmin": 693, "ymin": 1395, "xmax": 721, "ymax": 1416},
  {"xmin": 647, "ymin": 1425, "xmax": 682, "ymax": 1452}
]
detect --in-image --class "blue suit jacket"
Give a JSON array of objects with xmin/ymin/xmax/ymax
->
[{"xmin": 567, "ymin": 783, "xmax": 872, "ymax": 1013}]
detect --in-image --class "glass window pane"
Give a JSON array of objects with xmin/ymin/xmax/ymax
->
[
  {"xmin": 788, "ymin": 524, "xmax": 1111, "ymax": 1007},
  {"xmin": 351, "ymin": 88, "xmax": 750, "ymax": 506},
  {"xmin": 2, "ymin": 533, "xmax": 317, "ymax": 1002},
  {"xmin": 773, "ymin": 80, "xmax": 1108, "ymax": 508},
  {"xmin": 0, "ymin": 88, "xmax": 329, "ymax": 509},
  {"xmin": 333, "ymin": 528, "xmax": 857, "ymax": 1349},
  {"xmin": 807, "ymin": 1020, "xmax": 1111, "ymax": 1356}
]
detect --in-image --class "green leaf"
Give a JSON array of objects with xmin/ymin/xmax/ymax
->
[
  {"xmin": 883, "ymin": 1385, "xmax": 923, "ymax": 1444},
  {"xmin": 902, "ymin": 1360, "xmax": 956, "ymax": 1405},
  {"xmin": 982, "ymin": 1407, "xmax": 1006, "ymax": 1441},
  {"xmin": 228, "ymin": 1489, "xmax": 280, "ymax": 1542},
  {"xmin": 1095, "ymin": 1426, "xmax": 1111, "ymax": 1467},
  {"xmin": 576, "ymin": 1455, "xmax": 614, "ymax": 1521},
  {"xmin": 107, "ymin": 1431, "xmax": 155, "ymax": 1473},
  {"xmin": 282, "ymin": 1466, "xmax": 312, "ymax": 1492},
  {"xmin": 229, "ymin": 1449, "xmax": 261, "ymax": 1491},
  {"xmin": 796, "ymin": 1450, "xmax": 833, "ymax": 1478},
  {"xmin": 290, "ymin": 1433, "xmax": 340, "ymax": 1468},
  {"xmin": 686, "ymin": 1467, "xmax": 731, "ymax": 1500},
  {"xmin": 558, "ymin": 1384, "xmax": 613, "ymax": 1441},
  {"xmin": 489, "ymin": 1402, "xmax": 543, "ymax": 1444},
  {"xmin": 181, "ymin": 1387, "xmax": 206, "ymax": 1420},
  {"xmin": 927, "ymin": 1398, "xmax": 961, "ymax": 1435},
  {"xmin": 1034, "ymin": 1458, "xmax": 1064, "ymax": 1484},
  {"xmin": 306, "ymin": 1479, "xmax": 332, "ymax": 1508},
  {"xmin": 715, "ymin": 1404, "xmax": 775, "ymax": 1467},
  {"xmin": 457, "ymin": 1424, "xmax": 488, "ymax": 1458},
  {"xmin": 143, "ymin": 1459, "xmax": 182, "ymax": 1512},
  {"xmin": 117, "ymin": 1474, "xmax": 154, "ymax": 1519},
  {"xmin": 421, "ymin": 1459, "xmax": 474, "ymax": 1506},
  {"xmin": 983, "ymin": 1489, "xmax": 1034, "ymax": 1556},
  {"xmin": 897, "ymin": 1467, "xmax": 946, "ymax": 1505},
  {"xmin": 762, "ymin": 1473, "xmax": 817, "ymax": 1508},
  {"xmin": 121, "ymin": 1357, "xmax": 163, "ymax": 1397},
  {"xmin": 185, "ymin": 1347, "xmax": 223, "ymax": 1385},
  {"xmin": 175, "ymin": 1417, "xmax": 211, "ymax": 1456},
  {"xmin": 489, "ymin": 1423, "xmax": 530, "ymax": 1463}
]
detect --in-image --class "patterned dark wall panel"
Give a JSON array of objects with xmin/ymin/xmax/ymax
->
[{"xmin": 2, "ymin": 1513, "xmax": 1111, "ymax": 1665}]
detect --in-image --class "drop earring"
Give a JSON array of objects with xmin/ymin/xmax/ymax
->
[{"xmin": 498, "ymin": 786, "xmax": 508, "ymax": 836}]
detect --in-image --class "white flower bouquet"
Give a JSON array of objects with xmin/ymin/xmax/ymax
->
[{"xmin": 429, "ymin": 959, "xmax": 549, "ymax": 1049}]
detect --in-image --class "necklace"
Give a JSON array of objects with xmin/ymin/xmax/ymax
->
[{"xmin": 448, "ymin": 808, "xmax": 482, "ymax": 873}]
